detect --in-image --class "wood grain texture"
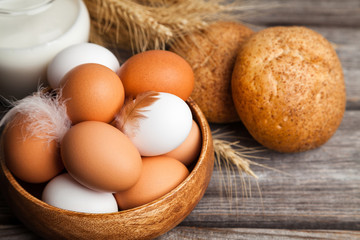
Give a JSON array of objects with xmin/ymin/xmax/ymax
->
[
  {"xmin": 158, "ymin": 226, "xmax": 360, "ymax": 240},
  {"xmin": 238, "ymin": 0, "xmax": 360, "ymax": 27},
  {"xmin": 180, "ymin": 111, "xmax": 360, "ymax": 231},
  {"xmin": 0, "ymin": 0, "xmax": 359, "ymax": 239}
]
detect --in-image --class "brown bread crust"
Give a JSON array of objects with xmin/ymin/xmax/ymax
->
[
  {"xmin": 232, "ymin": 26, "xmax": 346, "ymax": 152},
  {"xmin": 171, "ymin": 21, "xmax": 254, "ymax": 123}
]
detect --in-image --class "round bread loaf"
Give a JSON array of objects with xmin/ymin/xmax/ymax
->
[
  {"xmin": 231, "ymin": 26, "xmax": 346, "ymax": 152},
  {"xmin": 170, "ymin": 21, "xmax": 254, "ymax": 123}
]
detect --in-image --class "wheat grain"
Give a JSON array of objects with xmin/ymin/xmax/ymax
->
[
  {"xmin": 83, "ymin": 0, "xmax": 231, "ymax": 53},
  {"xmin": 212, "ymin": 129, "xmax": 268, "ymax": 209}
]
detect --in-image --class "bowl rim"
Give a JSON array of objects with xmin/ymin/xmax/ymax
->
[{"xmin": 0, "ymin": 97, "xmax": 213, "ymax": 217}]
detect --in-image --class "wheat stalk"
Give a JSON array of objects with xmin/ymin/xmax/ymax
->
[
  {"xmin": 212, "ymin": 130, "xmax": 266, "ymax": 209},
  {"xmin": 212, "ymin": 129, "xmax": 292, "ymax": 210},
  {"xmin": 84, "ymin": 0, "xmax": 280, "ymax": 55},
  {"xmin": 83, "ymin": 0, "xmax": 232, "ymax": 53}
]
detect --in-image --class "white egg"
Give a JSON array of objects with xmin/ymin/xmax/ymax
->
[
  {"xmin": 124, "ymin": 92, "xmax": 193, "ymax": 156},
  {"xmin": 47, "ymin": 42, "xmax": 120, "ymax": 89},
  {"xmin": 42, "ymin": 173, "xmax": 118, "ymax": 214}
]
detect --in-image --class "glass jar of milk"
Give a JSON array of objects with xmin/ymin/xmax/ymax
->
[{"xmin": 0, "ymin": 0, "xmax": 90, "ymax": 99}]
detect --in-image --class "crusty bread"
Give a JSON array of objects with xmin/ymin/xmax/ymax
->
[
  {"xmin": 170, "ymin": 21, "xmax": 254, "ymax": 123},
  {"xmin": 231, "ymin": 26, "xmax": 346, "ymax": 152}
]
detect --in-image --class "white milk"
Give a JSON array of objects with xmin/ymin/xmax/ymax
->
[{"xmin": 0, "ymin": 0, "xmax": 90, "ymax": 99}]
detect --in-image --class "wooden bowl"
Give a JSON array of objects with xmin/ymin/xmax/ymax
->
[{"xmin": 0, "ymin": 98, "xmax": 214, "ymax": 240}]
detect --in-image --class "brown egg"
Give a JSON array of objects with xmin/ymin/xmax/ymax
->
[
  {"xmin": 61, "ymin": 121, "xmax": 142, "ymax": 192},
  {"xmin": 114, "ymin": 156, "xmax": 189, "ymax": 210},
  {"xmin": 117, "ymin": 50, "xmax": 194, "ymax": 100},
  {"xmin": 163, "ymin": 120, "xmax": 201, "ymax": 166},
  {"xmin": 3, "ymin": 114, "xmax": 64, "ymax": 183},
  {"xmin": 60, "ymin": 63, "xmax": 125, "ymax": 124}
]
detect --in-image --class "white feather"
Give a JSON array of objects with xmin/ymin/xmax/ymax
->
[{"xmin": 0, "ymin": 87, "xmax": 71, "ymax": 143}]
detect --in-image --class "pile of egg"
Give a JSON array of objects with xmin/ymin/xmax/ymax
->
[{"xmin": 2, "ymin": 43, "xmax": 202, "ymax": 213}]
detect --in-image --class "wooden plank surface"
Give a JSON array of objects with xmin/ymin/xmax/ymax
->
[
  {"xmin": 180, "ymin": 110, "xmax": 360, "ymax": 230},
  {"xmin": 158, "ymin": 227, "xmax": 360, "ymax": 240},
  {"xmin": 1, "ymin": 0, "xmax": 359, "ymax": 239},
  {"xmin": 239, "ymin": 0, "xmax": 360, "ymax": 27}
]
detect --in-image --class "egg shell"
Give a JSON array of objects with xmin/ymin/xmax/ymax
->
[
  {"xmin": 114, "ymin": 156, "xmax": 189, "ymax": 210},
  {"xmin": 3, "ymin": 114, "xmax": 64, "ymax": 183},
  {"xmin": 42, "ymin": 173, "xmax": 118, "ymax": 214},
  {"xmin": 60, "ymin": 63, "xmax": 125, "ymax": 124},
  {"xmin": 123, "ymin": 92, "xmax": 193, "ymax": 156},
  {"xmin": 61, "ymin": 121, "xmax": 142, "ymax": 192},
  {"xmin": 118, "ymin": 50, "xmax": 194, "ymax": 100},
  {"xmin": 47, "ymin": 43, "xmax": 120, "ymax": 89},
  {"xmin": 163, "ymin": 120, "xmax": 202, "ymax": 167}
]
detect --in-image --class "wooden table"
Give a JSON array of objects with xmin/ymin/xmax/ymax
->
[{"xmin": 1, "ymin": 0, "xmax": 359, "ymax": 239}]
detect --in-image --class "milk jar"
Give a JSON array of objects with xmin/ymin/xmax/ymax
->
[{"xmin": 0, "ymin": 0, "xmax": 90, "ymax": 99}]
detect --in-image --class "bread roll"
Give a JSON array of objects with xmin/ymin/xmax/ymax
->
[
  {"xmin": 171, "ymin": 21, "xmax": 254, "ymax": 123},
  {"xmin": 232, "ymin": 26, "xmax": 346, "ymax": 152}
]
